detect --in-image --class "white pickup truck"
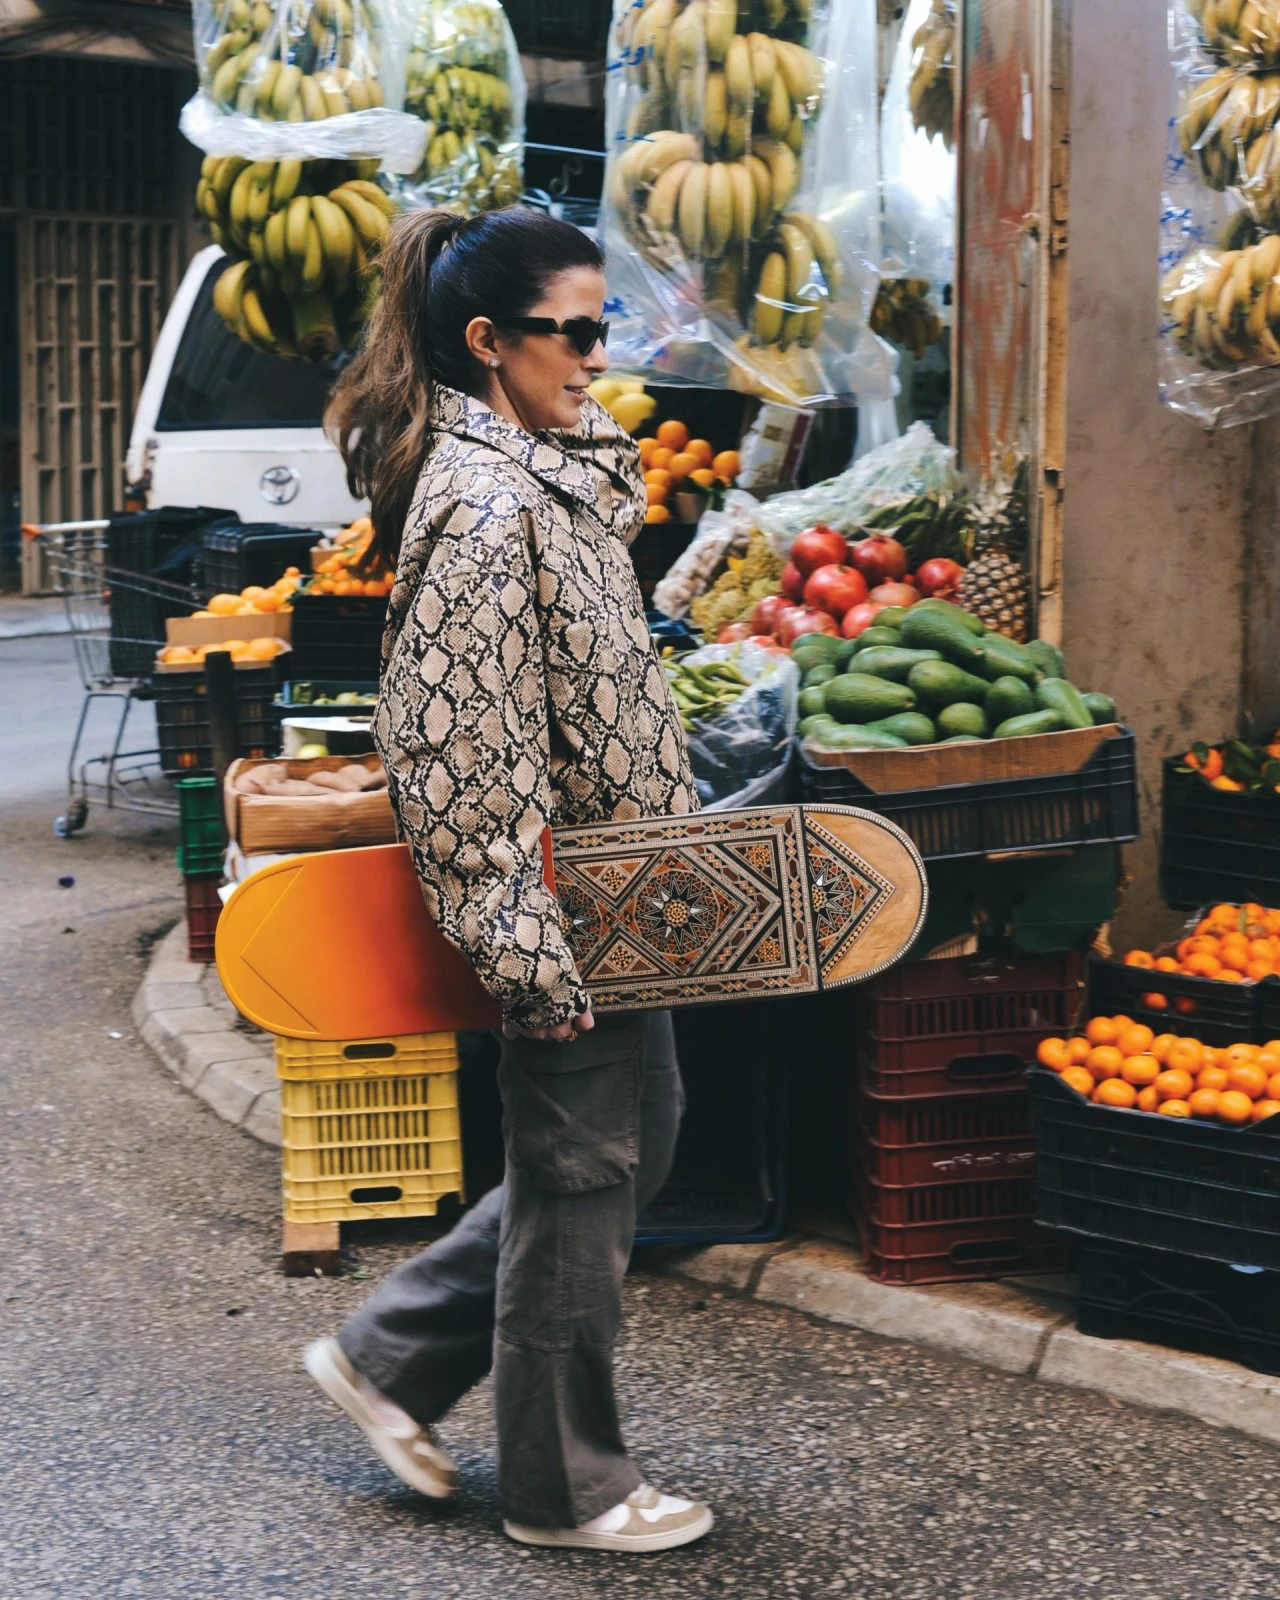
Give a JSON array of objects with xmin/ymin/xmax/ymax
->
[{"xmin": 126, "ymin": 245, "xmax": 367, "ymax": 528}]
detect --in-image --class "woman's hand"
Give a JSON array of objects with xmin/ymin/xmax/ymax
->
[{"xmin": 502, "ymin": 1008, "xmax": 596, "ymax": 1044}]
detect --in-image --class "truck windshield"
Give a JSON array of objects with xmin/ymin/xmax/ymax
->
[{"xmin": 156, "ymin": 259, "xmax": 346, "ymax": 430}]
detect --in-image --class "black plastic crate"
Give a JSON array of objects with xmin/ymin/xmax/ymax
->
[
  {"xmin": 1160, "ymin": 755, "xmax": 1280, "ymax": 908},
  {"xmin": 199, "ymin": 520, "xmax": 323, "ymax": 600},
  {"xmin": 289, "ymin": 594, "xmax": 388, "ymax": 681},
  {"xmin": 1077, "ymin": 1240, "xmax": 1280, "ymax": 1377},
  {"xmin": 154, "ymin": 664, "xmax": 281, "ymax": 777},
  {"xmin": 1029, "ymin": 1065, "xmax": 1280, "ymax": 1269},
  {"xmin": 1258, "ymin": 978, "xmax": 1280, "ymax": 1043},
  {"xmin": 1086, "ymin": 954, "xmax": 1264, "ymax": 1047},
  {"xmin": 275, "ymin": 679, "xmax": 379, "ymax": 718},
  {"xmin": 107, "ymin": 507, "xmax": 233, "ymax": 678},
  {"xmin": 798, "ymin": 730, "xmax": 1138, "ymax": 862}
]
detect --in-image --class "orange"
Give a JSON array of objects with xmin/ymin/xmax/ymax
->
[
  {"xmin": 1154, "ymin": 956, "xmax": 1181, "ymax": 973},
  {"xmin": 253, "ymin": 591, "xmax": 282, "ymax": 612},
  {"xmin": 1266, "ymin": 1041, "xmax": 1280, "ymax": 1055},
  {"xmin": 1188, "ymin": 1087, "xmax": 1222, "ymax": 1118},
  {"xmin": 1067, "ymin": 1037, "xmax": 1093, "ymax": 1065},
  {"xmin": 1218, "ymin": 1089, "xmax": 1255, "ymax": 1125},
  {"xmin": 1165, "ymin": 1037, "xmax": 1204, "ymax": 1076},
  {"xmin": 689, "ymin": 467, "xmax": 717, "ymax": 489},
  {"xmin": 1085, "ymin": 1016, "xmax": 1119, "ymax": 1046},
  {"xmin": 644, "ymin": 465, "xmax": 672, "ymax": 486},
  {"xmin": 638, "ymin": 436, "xmax": 660, "ymax": 466},
  {"xmin": 1212, "ymin": 776, "xmax": 1247, "ymax": 791},
  {"xmin": 1174, "ymin": 996, "xmax": 1201, "ymax": 1015},
  {"xmin": 1208, "ymin": 902, "xmax": 1240, "ymax": 927},
  {"xmin": 645, "ymin": 480, "xmax": 669, "ymax": 507},
  {"xmin": 649, "ymin": 445, "xmax": 676, "ymax": 472},
  {"xmin": 1086, "ymin": 1046, "xmax": 1124, "ymax": 1082},
  {"xmin": 656, "ymin": 419, "xmax": 689, "ymax": 451},
  {"xmin": 1036, "ymin": 1038, "xmax": 1071, "ymax": 1071},
  {"xmin": 1202, "ymin": 1046, "xmax": 1220, "ymax": 1067},
  {"xmin": 644, "ymin": 504, "xmax": 672, "ymax": 523},
  {"xmin": 1121, "ymin": 1054, "xmax": 1161, "ymax": 1087},
  {"xmin": 1256, "ymin": 1051, "xmax": 1280, "ymax": 1077},
  {"xmin": 1094, "ymin": 1078, "xmax": 1138, "ymax": 1109},
  {"xmin": 1247, "ymin": 961, "xmax": 1275, "ymax": 980},
  {"xmin": 207, "ymin": 592, "xmax": 243, "ymax": 616},
  {"xmin": 1136, "ymin": 1085, "xmax": 1161, "ymax": 1113},
  {"xmin": 1116, "ymin": 1023, "xmax": 1155, "ymax": 1057},
  {"xmin": 1183, "ymin": 953, "xmax": 1223, "ymax": 978},
  {"xmin": 666, "ymin": 451, "xmax": 700, "ymax": 483},
  {"xmin": 712, "ymin": 449, "xmax": 741, "ymax": 481},
  {"xmin": 1140, "ymin": 993, "xmax": 1169, "ymax": 1011},
  {"xmin": 1228, "ymin": 1062, "xmax": 1269, "ymax": 1099},
  {"xmin": 1123, "ymin": 949, "xmax": 1155, "ymax": 969},
  {"xmin": 240, "ymin": 638, "xmax": 281, "ymax": 661},
  {"xmin": 1061, "ymin": 1066, "xmax": 1096, "ymax": 1098},
  {"xmin": 1159, "ymin": 1099, "xmax": 1192, "ymax": 1117},
  {"xmin": 1151, "ymin": 1033, "xmax": 1179, "ymax": 1064},
  {"xmin": 1197, "ymin": 1064, "xmax": 1230, "ymax": 1093},
  {"xmin": 1219, "ymin": 947, "xmax": 1251, "ymax": 974},
  {"xmin": 1155, "ymin": 1068, "xmax": 1194, "ymax": 1101},
  {"xmin": 159, "ymin": 645, "xmax": 197, "ymax": 664},
  {"xmin": 684, "ymin": 438, "xmax": 714, "ymax": 468},
  {"xmin": 1224, "ymin": 1043, "xmax": 1261, "ymax": 1067},
  {"xmin": 1253, "ymin": 1099, "xmax": 1280, "ymax": 1122}
]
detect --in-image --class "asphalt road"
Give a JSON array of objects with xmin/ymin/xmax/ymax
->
[{"xmin": 4, "ymin": 629, "xmax": 1280, "ymax": 1600}]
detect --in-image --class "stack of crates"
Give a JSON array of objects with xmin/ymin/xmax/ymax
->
[
  {"xmin": 176, "ymin": 777, "xmax": 224, "ymax": 963},
  {"xmin": 849, "ymin": 951, "xmax": 1084, "ymax": 1284},
  {"xmin": 274, "ymin": 1033, "xmax": 464, "ymax": 1228}
]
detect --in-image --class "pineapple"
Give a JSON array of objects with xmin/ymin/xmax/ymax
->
[{"xmin": 957, "ymin": 451, "xmax": 1032, "ymax": 643}]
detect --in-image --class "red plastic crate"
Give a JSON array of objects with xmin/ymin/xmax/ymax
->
[
  {"xmin": 185, "ymin": 871, "xmax": 223, "ymax": 963},
  {"xmin": 857, "ymin": 951, "xmax": 1084, "ymax": 1098},
  {"xmin": 851, "ymin": 1088, "xmax": 1036, "ymax": 1188}
]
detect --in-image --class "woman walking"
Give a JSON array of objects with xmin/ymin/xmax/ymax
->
[{"xmin": 303, "ymin": 207, "xmax": 713, "ymax": 1553}]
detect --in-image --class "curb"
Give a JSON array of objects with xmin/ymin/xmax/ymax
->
[{"xmin": 135, "ymin": 925, "xmax": 1280, "ymax": 1448}]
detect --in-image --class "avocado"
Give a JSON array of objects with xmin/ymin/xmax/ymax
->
[
  {"xmin": 865, "ymin": 712, "xmax": 938, "ymax": 745},
  {"xmin": 898, "ymin": 607, "xmax": 988, "ymax": 671},
  {"xmin": 937, "ymin": 701, "xmax": 989, "ymax": 739},
  {"xmin": 1026, "ymin": 638, "xmax": 1066, "ymax": 679},
  {"xmin": 873, "ymin": 606, "xmax": 912, "ymax": 630},
  {"xmin": 803, "ymin": 663, "xmax": 838, "ymax": 688},
  {"xmin": 851, "ymin": 626, "xmax": 903, "ymax": 652},
  {"xmin": 1082, "ymin": 691, "xmax": 1118, "ymax": 725},
  {"xmin": 811, "ymin": 724, "xmax": 909, "ymax": 750},
  {"xmin": 992, "ymin": 709, "xmax": 1067, "ymax": 739},
  {"xmin": 940, "ymin": 734, "xmax": 983, "ymax": 743},
  {"xmin": 832, "ymin": 638, "xmax": 861, "ymax": 669},
  {"xmin": 976, "ymin": 633, "xmax": 1039, "ymax": 683},
  {"xmin": 823, "ymin": 672, "xmax": 918, "ymax": 723},
  {"xmin": 852, "ymin": 646, "xmax": 943, "ymax": 683},
  {"xmin": 791, "ymin": 635, "xmax": 845, "ymax": 671},
  {"xmin": 798, "ymin": 686, "xmax": 828, "ymax": 719},
  {"xmin": 907, "ymin": 659, "xmax": 993, "ymax": 708},
  {"xmin": 912, "ymin": 597, "xmax": 985, "ymax": 635},
  {"xmin": 1034, "ymin": 677, "xmax": 1093, "ymax": 730},
  {"xmin": 798, "ymin": 713, "xmax": 839, "ymax": 739},
  {"xmin": 985, "ymin": 675, "xmax": 1036, "ymax": 725}
]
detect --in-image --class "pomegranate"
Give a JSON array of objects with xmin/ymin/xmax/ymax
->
[
  {"xmin": 777, "ymin": 605, "xmax": 840, "ymax": 646},
  {"xmin": 789, "ymin": 525, "xmax": 850, "ymax": 578},
  {"xmin": 747, "ymin": 634, "xmax": 790, "ymax": 654},
  {"xmin": 780, "ymin": 561, "xmax": 806, "ymax": 602},
  {"xmin": 751, "ymin": 594, "xmax": 791, "ymax": 637},
  {"xmin": 868, "ymin": 581, "xmax": 920, "ymax": 609},
  {"xmin": 916, "ymin": 557, "xmax": 966, "ymax": 599},
  {"xmin": 848, "ymin": 533, "xmax": 909, "ymax": 586},
  {"xmin": 839, "ymin": 600, "xmax": 887, "ymax": 640},
  {"xmin": 716, "ymin": 621, "xmax": 754, "ymax": 643},
  {"xmin": 803, "ymin": 564, "xmax": 868, "ymax": 619}
]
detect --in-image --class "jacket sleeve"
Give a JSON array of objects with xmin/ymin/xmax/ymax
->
[
  {"xmin": 376, "ymin": 486, "xmax": 588, "ymax": 1031},
  {"xmin": 549, "ymin": 396, "xmax": 647, "ymax": 547}
]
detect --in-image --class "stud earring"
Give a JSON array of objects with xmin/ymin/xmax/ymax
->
[{"xmin": 488, "ymin": 358, "xmax": 500, "ymax": 369}]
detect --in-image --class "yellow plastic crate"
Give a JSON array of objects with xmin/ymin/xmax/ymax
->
[{"xmin": 275, "ymin": 1033, "xmax": 464, "ymax": 1224}]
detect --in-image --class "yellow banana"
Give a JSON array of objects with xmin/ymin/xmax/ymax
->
[
  {"xmin": 212, "ymin": 258, "xmax": 252, "ymax": 324},
  {"xmin": 246, "ymin": 162, "xmax": 275, "ymax": 227},
  {"xmin": 300, "ymin": 74, "xmax": 330, "ymax": 121},
  {"xmin": 328, "ymin": 187, "xmax": 391, "ymax": 249},
  {"xmin": 335, "ymin": 179, "xmax": 396, "ymax": 217},
  {"xmin": 665, "ymin": 0, "xmax": 705, "ymax": 90},
  {"xmin": 724, "ymin": 108, "xmax": 748, "ymax": 159},
  {"xmin": 253, "ymin": 59, "xmax": 281, "ymax": 115},
  {"xmin": 724, "ymin": 34, "xmax": 752, "ymax": 112},
  {"xmin": 677, "ymin": 160, "xmax": 709, "ymax": 258},
  {"xmin": 742, "ymin": 153, "xmax": 773, "ymax": 236},
  {"xmin": 747, "ymin": 33, "xmax": 776, "ymax": 98},
  {"xmin": 704, "ymin": 0, "xmax": 737, "ymax": 63},
  {"xmin": 200, "ymin": 154, "xmax": 220, "ymax": 183},
  {"xmin": 292, "ymin": 292, "xmax": 339, "ymax": 361},
  {"xmin": 638, "ymin": 0, "xmax": 678, "ymax": 96},
  {"xmin": 785, "ymin": 210, "xmax": 843, "ymax": 290},
  {"xmin": 756, "ymin": 139, "xmax": 799, "ymax": 212},
  {"xmin": 776, "ymin": 220, "xmax": 814, "ymax": 301},
  {"xmin": 212, "ymin": 156, "xmax": 249, "ymax": 206},
  {"xmin": 636, "ymin": 130, "xmax": 701, "ymax": 187},
  {"xmin": 704, "ymin": 72, "xmax": 728, "ymax": 151},
  {"xmin": 775, "ymin": 40, "xmax": 822, "ymax": 109},
  {"xmin": 271, "ymin": 63, "xmax": 303, "ymax": 119},
  {"xmin": 645, "ymin": 157, "xmax": 693, "ymax": 236},
  {"xmin": 704, "ymin": 161, "xmax": 733, "ymax": 257},
  {"xmin": 285, "ymin": 195, "xmax": 313, "ymax": 267},
  {"xmin": 301, "ymin": 219, "xmax": 325, "ymax": 295},
  {"xmin": 271, "ymin": 159, "xmax": 304, "ymax": 211},
  {"xmin": 765, "ymin": 70, "xmax": 792, "ymax": 139},
  {"xmin": 346, "ymin": 77, "xmax": 374, "ymax": 112},
  {"xmin": 264, "ymin": 208, "xmax": 289, "ymax": 273},
  {"xmin": 228, "ymin": 165, "xmax": 257, "ymax": 248},
  {"xmin": 311, "ymin": 193, "xmax": 356, "ymax": 287},
  {"xmin": 785, "ymin": 112, "xmax": 804, "ymax": 154},
  {"xmin": 752, "ymin": 251, "xmax": 787, "ymax": 343},
  {"xmin": 211, "ymin": 52, "xmax": 248, "ymax": 109},
  {"xmin": 240, "ymin": 285, "xmax": 274, "ymax": 347}
]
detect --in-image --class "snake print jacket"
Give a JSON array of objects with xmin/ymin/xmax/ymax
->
[{"xmin": 373, "ymin": 385, "xmax": 699, "ymax": 1030}]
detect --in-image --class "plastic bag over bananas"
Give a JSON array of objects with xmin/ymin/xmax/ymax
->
[
  {"xmin": 1159, "ymin": 0, "xmax": 1280, "ymax": 424},
  {"xmin": 397, "ymin": 0, "xmax": 526, "ymax": 216},
  {"xmin": 599, "ymin": 0, "xmax": 887, "ymax": 408},
  {"xmin": 184, "ymin": 1, "xmax": 417, "ymax": 363},
  {"xmin": 880, "ymin": 0, "xmax": 954, "ymax": 288}
]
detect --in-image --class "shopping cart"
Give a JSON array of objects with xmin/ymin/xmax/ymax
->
[{"xmin": 24, "ymin": 520, "xmax": 200, "ymax": 835}]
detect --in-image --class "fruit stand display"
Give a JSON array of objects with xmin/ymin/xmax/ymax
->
[{"xmin": 1161, "ymin": 738, "xmax": 1280, "ymax": 907}]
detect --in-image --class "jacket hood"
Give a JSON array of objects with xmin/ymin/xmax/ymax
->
[{"xmin": 430, "ymin": 385, "xmax": 644, "ymax": 544}]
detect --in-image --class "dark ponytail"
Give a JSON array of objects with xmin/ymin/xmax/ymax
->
[{"xmin": 326, "ymin": 207, "xmax": 604, "ymax": 566}]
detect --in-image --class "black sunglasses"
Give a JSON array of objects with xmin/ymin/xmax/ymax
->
[{"xmin": 493, "ymin": 316, "xmax": 610, "ymax": 357}]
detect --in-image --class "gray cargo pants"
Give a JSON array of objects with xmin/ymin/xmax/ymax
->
[{"xmin": 338, "ymin": 1010, "xmax": 684, "ymax": 1528}]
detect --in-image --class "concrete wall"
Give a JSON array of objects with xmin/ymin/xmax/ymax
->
[{"xmin": 1063, "ymin": 0, "xmax": 1255, "ymax": 945}]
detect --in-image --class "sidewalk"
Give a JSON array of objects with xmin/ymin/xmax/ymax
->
[
  {"xmin": 0, "ymin": 595, "xmax": 72, "ymax": 638},
  {"xmin": 133, "ymin": 922, "xmax": 1280, "ymax": 1449}
]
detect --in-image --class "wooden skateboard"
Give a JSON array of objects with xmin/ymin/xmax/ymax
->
[{"xmin": 216, "ymin": 804, "xmax": 927, "ymax": 1041}]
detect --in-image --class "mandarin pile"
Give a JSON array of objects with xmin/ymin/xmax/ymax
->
[
  {"xmin": 1121, "ymin": 901, "xmax": 1280, "ymax": 1011},
  {"xmin": 1037, "ymin": 1014, "xmax": 1280, "ymax": 1126},
  {"xmin": 306, "ymin": 516, "xmax": 395, "ymax": 596},
  {"xmin": 191, "ymin": 569, "xmax": 304, "ymax": 619},
  {"xmin": 158, "ymin": 636, "xmax": 290, "ymax": 667},
  {"xmin": 640, "ymin": 418, "xmax": 741, "ymax": 525}
]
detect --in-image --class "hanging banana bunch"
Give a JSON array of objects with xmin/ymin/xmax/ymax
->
[
  {"xmin": 1160, "ymin": 235, "xmax": 1280, "ymax": 370},
  {"xmin": 1186, "ymin": 0, "xmax": 1280, "ymax": 69},
  {"xmin": 870, "ymin": 275, "xmax": 943, "ymax": 356},
  {"xmin": 908, "ymin": 0, "xmax": 955, "ymax": 150}
]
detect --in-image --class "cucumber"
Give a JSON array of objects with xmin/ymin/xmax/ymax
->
[
  {"xmin": 865, "ymin": 712, "xmax": 938, "ymax": 746},
  {"xmin": 803, "ymin": 663, "xmax": 838, "ymax": 688},
  {"xmin": 912, "ymin": 597, "xmax": 985, "ymax": 636},
  {"xmin": 1035, "ymin": 677, "xmax": 1093, "ymax": 731},
  {"xmin": 992, "ymin": 709, "xmax": 1066, "ymax": 739},
  {"xmin": 852, "ymin": 646, "xmax": 943, "ymax": 683},
  {"xmin": 907, "ymin": 659, "xmax": 993, "ymax": 708},
  {"xmin": 809, "ymin": 724, "xmax": 909, "ymax": 750},
  {"xmin": 937, "ymin": 701, "xmax": 989, "ymax": 739},
  {"xmin": 899, "ymin": 607, "xmax": 988, "ymax": 671},
  {"xmin": 976, "ymin": 633, "xmax": 1039, "ymax": 683},
  {"xmin": 1082, "ymin": 691, "xmax": 1118, "ymax": 725},
  {"xmin": 798, "ymin": 686, "xmax": 828, "ymax": 719},
  {"xmin": 823, "ymin": 672, "xmax": 917, "ymax": 723},
  {"xmin": 1026, "ymin": 638, "xmax": 1066, "ymax": 679},
  {"xmin": 851, "ymin": 626, "xmax": 903, "ymax": 652},
  {"xmin": 798, "ymin": 713, "xmax": 839, "ymax": 738},
  {"xmin": 985, "ymin": 675, "xmax": 1036, "ymax": 725}
]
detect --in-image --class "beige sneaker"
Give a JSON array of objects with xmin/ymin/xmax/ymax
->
[
  {"xmin": 304, "ymin": 1337, "xmax": 457, "ymax": 1500},
  {"xmin": 504, "ymin": 1484, "xmax": 714, "ymax": 1553}
]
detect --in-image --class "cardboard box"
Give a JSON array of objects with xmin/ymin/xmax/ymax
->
[
  {"xmin": 801, "ymin": 723, "xmax": 1124, "ymax": 795},
  {"xmin": 225, "ymin": 754, "xmax": 396, "ymax": 853},
  {"xmin": 165, "ymin": 612, "xmax": 292, "ymax": 648}
]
